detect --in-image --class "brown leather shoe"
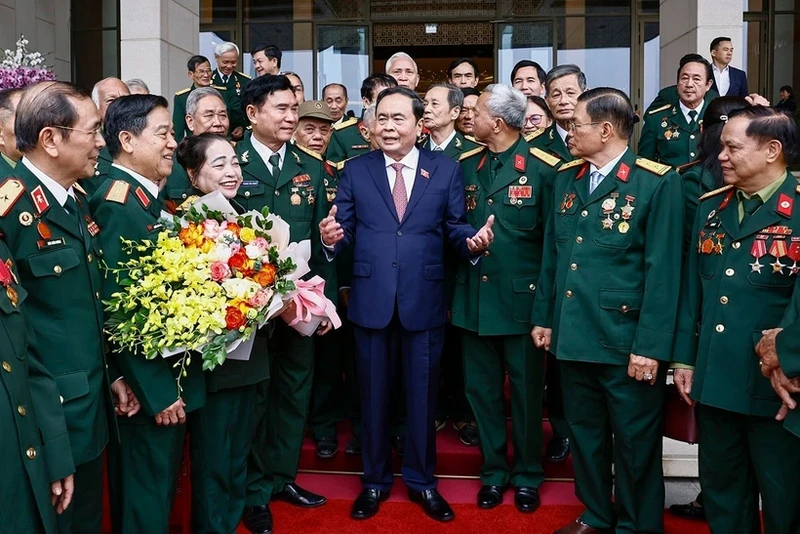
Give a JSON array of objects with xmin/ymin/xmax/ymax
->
[{"xmin": 553, "ymin": 518, "xmax": 607, "ymax": 534}]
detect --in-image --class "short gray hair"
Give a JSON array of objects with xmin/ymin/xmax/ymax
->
[
  {"xmin": 484, "ymin": 84, "xmax": 527, "ymax": 130},
  {"xmin": 125, "ymin": 78, "xmax": 149, "ymax": 94},
  {"xmin": 386, "ymin": 52, "xmax": 418, "ymax": 74},
  {"xmin": 545, "ymin": 64, "xmax": 588, "ymax": 93},
  {"xmin": 427, "ymin": 83, "xmax": 463, "ymax": 111},
  {"xmin": 214, "ymin": 42, "xmax": 239, "ymax": 57},
  {"xmin": 186, "ymin": 87, "xmax": 225, "ymax": 117},
  {"xmin": 361, "ymin": 105, "xmax": 376, "ymax": 128}
]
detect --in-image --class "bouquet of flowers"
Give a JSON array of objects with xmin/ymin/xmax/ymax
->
[
  {"xmin": 0, "ymin": 35, "xmax": 56, "ymax": 90},
  {"xmin": 104, "ymin": 192, "xmax": 340, "ymax": 385}
]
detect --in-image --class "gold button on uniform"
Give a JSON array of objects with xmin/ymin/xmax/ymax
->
[
  {"xmin": 2, "ymin": 361, "xmax": 10, "ymax": 373},
  {"xmin": 95, "ymin": 292, "xmax": 100, "ymax": 300},
  {"xmin": 17, "ymin": 406, "xmax": 26, "ymax": 416},
  {"xmin": 581, "ymin": 210, "xmax": 588, "ymax": 217},
  {"xmin": 483, "ymin": 250, "xmax": 490, "ymax": 257},
  {"xmin": 59, "ymin": 395, "xmax": 64, "ymax": 404},
  {"xmin": 732, "ymin": 242, "xmax": 741, "ymax": 249},
  {"xmin": 53, "ymin": 265, "xmax": 62, "ymax": 274},
  {"xmin": 720, "ymin": 296, "xmax": 729, "ymax": 304},
  {"xmin": 725, "ymin": 268, "xmax": 734, "ymax": 277},
  {"xmin": 487, "ymin": 199, "xmax": 494, "ymax": 205},
  {"xmin": 529, "ymin": 283, "xmax": 536, "ymax": 290},
  {"xmin": 566, "ymin": 290, "xmax": 573, "ymax": 298},
  {"xmin": 715, "ymin": 324, "xmax": 725, "ymax": 332},
  {"xmin": 26, "ymin": 447, "xmax": 36, "ymax": 460},
  {"xmin": 621, "ymin": 305, "xmax": 629, "ymax": 313},
  {"xmin": 244, "ymin": 191, "xmax": 251, "ymax": 197},
  {"xmin": 576, "ymin": 236, "xmax": 583, "ymax": 243},
  {"xmin": 87, "ymin": 254, "xmax": 93, "ymax": 262},
  {"xmin": 481, "ymin": 275, "xmax": 488, "ymax": 282},
  {"xmin": 570, "ymin": 263, "xmax": 578, "ymax": 271}
]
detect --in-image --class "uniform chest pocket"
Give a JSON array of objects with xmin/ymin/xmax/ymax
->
[
  {"xmin": 698, "ymin": 253, "xmax": 720, "ymax": 279},
  {"xmin": 554, "ymin": 209, "xmax": 577, "ymax": 242},
  {"xmin": 593, "ymin": 229, "xmax": 632, "ymax": 250},
  {"xmin": 503, "ymin": 194, "xmax": 538, "ymax": 230},
  {"xmin": 27, "ymin": 247, "xmax": 80, "ymax": 278},
  {"xmin": 290, "ymin": 191, "xmax": 314, "ymax": 222},
  {"xmin": 747, "ymin": 268, "xmax": 796, "ymax": 288},
  {"xmin": 237, "ymin": 182, "xmax": 267, "ymax": 204}
]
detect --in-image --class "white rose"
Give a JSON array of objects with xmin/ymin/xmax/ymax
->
[
  {"xmin": 245, "ymin": 243, "xmax": 262, "ymax": 260},
  {"xmin": 208, "ymin": 244, "xmax": 232, "ymax": 263},
  {"xmin": 221, "ymin": 278, "xmax": 260, "ymax": 299}
]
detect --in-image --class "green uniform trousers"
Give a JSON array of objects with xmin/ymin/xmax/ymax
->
[
  {"xmin": 546, "ymin": 351, "xmax": 570, "ymax": 440},
  {"xmin": 698, "ymin": 404, "xmax": 800, "ymax": 534},
  {"xmin": 107, "ymin": 414, "xmax": 187, "ymax": 534},
  {"xmin": 55, "ymin": 454, "xmax": 103, "ymax": 534},
  {"xmin": 561, "ymin": 360, "xmax": 666, "ymax": 534},
  {"xmin": 309, "ymin": 319, "xmax": 361, "ymax": 440},
  {"xmin": 437, "ymin": 324, "xmax": 475, "ymax": 424},
  {"xmin": 190, "ymin": 384, "xmax": 260, "ymax": 534},
  {"xmin": 462, "ymin": 330, "xmax": 545, "ymax": 487},
  {"xmin": 246, "ymin": 324, "xmax": 314, "ymax": 506}
]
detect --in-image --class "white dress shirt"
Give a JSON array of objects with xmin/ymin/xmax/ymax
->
[
  {"xmin": 589, "ymin": 147, "xmax": 628, "ymax": 189},
  {"xmin": 22, "ymin": 157, "xmax": 75, "ymax": 210},
  {"xmin": 679, "ymin": 100, "xmax": 704, "ymax": 125},
  {"xmin": 112, "ymin": 163, "xmax": 160, "ymax": 199},
  {"xmin": 713, "ymin": 63, "xmax": 731, "ymax": 96},
  {"xmin": 556, "ymin": 123, "xmax": 570, "ymax": 143},
  {"xmin": 428, "ymin": 130, "xmax": 457, "ymax": 152},
  {"xmin": 251, "ymin": 135, "xmax": 286, "ymax": 174},
  {"xmin": 384, "ymin": 147, "xmax": 419, "ymax": 201}
]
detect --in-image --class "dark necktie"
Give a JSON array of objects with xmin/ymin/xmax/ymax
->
[
  {"xmin": 64, "ymin": 195, "xmax": 83, "ymax": 236},
  {"xmin": 268, "ymin": 153, "xmax": 281, "ymax": 179},
  {"xmin": 740, "ymin": 194, "xmax": 763, "ymax": 224},
  {"xmin": 489, "ymin": 155, "xmax": 501, "ymax": 182},
  {"xmin": 688, "ymin": 110, "xmax": 698, "ymax": 123},
  {"xmin": 222, "ymin": 74, "xmax": 229, "ymax": 85}
]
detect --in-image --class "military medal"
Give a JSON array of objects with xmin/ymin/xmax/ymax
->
[
  {"xmin": 602, "ymin": 214, "xmax": 614, "ymax": 230},
  {"xmin": 519, "ymin": 176, "xmax": 527, "ymax": 185},
  {"xmin": 307, "ymin": 193, "xmax": 315, "ymax": 205},
  {"xmin": 5, "ymin": 286, "xmax": 17, "ymax": 307},
  {"xmin": 326, "ymin": 188, "xmax": 336, "ymax": 203},
  {"xmin": 673, "ymin": 131, "xmax": 680, "ymax": 139},
  {"xmin": 701, "ymin": 236, "xmax": 715, "ymax": 254},
  {"xmin": 37, "ymin": 220, "xmax": 51, "ymax": 240},
  {"xmin": 85, "ymin": 215, "xmax": 100, "ymax": 236},
  {"xmin": 750, "ymin": 236, "xmax": 768, "ymax": 273},
  {"xmin": 18, "ymin": 211, "xmax": 33, "ymax": 226},
  {"xmin": 664, "ymin": 130, "xmax": 672, "ymax": 140},
  {"xmin": 0, "ymin": 260, "xmax": 16, "ymax": 307},
  {"xmin": 618, "ymin": 221, "xmax": 629, "ymax": 233},
  {"xmin": 290, "ymin": 193, "xmax": 302, "ymax": 206},
  {"xmin": 661, "ymin": 120, "xmax": 668, "ymax": 128},
  {"xmin": 601, "ymin": 198, "xmax": 616, "ymax": 211},
  {"xmin": 787, "ymin": 237, "xmax": 800, "ymax": 274},
  {"xmin": 561, "ymin": 193, "xmax": 575, "ymax": 212},
  {"xmin": 621, "ymin": 195, "xmax": 635, "ymax": 219},
  {"xmin": 769, "ymin": 238, "xmax": 788, "ymax": 273},
  {"xmin": 465, "ymin": 195, "xmax": 476, "ymax": 212},
  {"xmin": 713, "ymin": 233, "xmax": 725, "ymax": 255}
]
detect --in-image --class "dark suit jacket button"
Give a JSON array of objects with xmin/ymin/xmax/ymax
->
[
  {"xmin": 397, "ymin": 231, "xmax": 402, "ymax": 236},
  {"xmin": 392, "ymin": 262, "xmax": 397, "ymax": 267}
]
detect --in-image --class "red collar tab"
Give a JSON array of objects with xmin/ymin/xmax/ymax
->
[
  {"xmin": 31, "ymin": 185, "xmax": 50, "ymax": 215},
  {"xmin": 777, "ymin": 193, "xmax": 794, "ymax": 218},
  {"xmin": 576, "ymin": 163, "xmax": 589, "ymax": 180},
  {"xmin": 718, "ymin": 190, "xmax": 734, "ymax": 211},
  {"xmin": 514, "ymin": 154, "xmax": 526, "ymax": 172},
  {"xmin": 477, "ymin": 154, "xmax": 487, "ymax": 171},
  {"xmin": 616, "ymin": 163, "xmax": 630, "ymax": 182},
  {"xmin": 134, "ymin": 187, "xmax": 150, "ymax": 209}
]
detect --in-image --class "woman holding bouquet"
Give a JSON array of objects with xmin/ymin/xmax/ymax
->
[{"xmin": 175, "ymin": 133, "xmax": 272, "ymax": 534}]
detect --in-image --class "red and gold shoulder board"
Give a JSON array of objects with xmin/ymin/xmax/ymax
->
[
  {"xmin": 558, "ymin": 158, "xmax": 585, "ymax": 172},
  {"xmin": 698, "ymin": 184, "xmax": 734, "ymax": 202},
  {"xmin": 104, "ymin": 180, "xmax": 130, "ymax": 204},
  {"xmin": 530, "ymin": 147, "xmax": 560, "ymax": 168}
]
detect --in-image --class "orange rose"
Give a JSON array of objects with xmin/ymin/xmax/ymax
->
[
  {"xmin": 225, "ymin": 306, "xmax": 246, "ymax": 330},
  {"xmin": 228, "ymin": 250, "xmax": 248, "ymax": 272},
  {"xmin": 253, "ymin": 264, "xmax": 277, "ymax": 288},
  {"xmin": 178, "ymin": 223, "xmax": 204, "ymax": 248},
  {"xmin": 225, "ymin": 222, "xmax": 242, "ymax": 237}
]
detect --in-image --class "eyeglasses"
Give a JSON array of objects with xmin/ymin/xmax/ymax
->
[
  {"xmin": 525, "ymin": 114, "xmax": 545, "ymax": 125},
  {"xmin": 567, "ymin": 120, "xmax": 603, "ymax": 131},
  {"xmin": 53, "ymin": 125, "xmax": 103, "ymax": 136},
  {"xmin": 195, "ymin": 69, "xmax": 213, "ymax": 76}
]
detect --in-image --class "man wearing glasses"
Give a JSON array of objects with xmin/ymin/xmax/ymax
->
[
  {"xmin": 172, "ymin": 55, "xmax": 232, "ymax": 143},
  {"xmin": 532, "ymin": 88, "xmax": 683, "ymax": 534}
]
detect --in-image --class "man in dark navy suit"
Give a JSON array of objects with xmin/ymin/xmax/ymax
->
[
  {"xmin": 710, "ymin": 37, "xmax": 749, "ymax": 97},
  {"xmin": 319, "ymin": 86, "xmax": 494, "ymax": 522}
]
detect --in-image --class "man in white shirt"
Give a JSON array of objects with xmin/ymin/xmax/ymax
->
[{"xmin": 710, "ymin": 36, "xmax": 749, "ymax": 97}]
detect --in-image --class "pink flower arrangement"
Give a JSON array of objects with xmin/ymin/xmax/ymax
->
[{"xmin": 0, "ymin": 36, "xmax": 55, "ymax": 90}]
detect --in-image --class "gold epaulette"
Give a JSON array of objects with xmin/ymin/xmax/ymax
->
[
  {"xmin": 73, "ymin": 183, "xmax": 88, "ymax": 196},
  {"xmin": 238, "ymin": 71, "xmax": 251, "ymax": 80},
  {"xmin": 336, "ymin": 156, "xmax": 357, "ymax": 171},
  {"xmin": 212, "ymin": 85, "xmax": 227, "ymax": 91},
  {"xmin": 334, "ymin": 117, "xmax": 358, "ymax": 131},
  {"xmin": 0, "ymin": 178, "xmax": 24, "ymax": 217},
  {"xmin": 635, "ymin": 157, "xmax": 671, "ymax": 176},
  {"xmin": 458, "ymin": 146, "xmax": 486, "ymax": 161},
  {"xmin": 699, "ymin": 184, "xmax": 734, "ymax": 201},
  {"xmin": 524, "ymin": 129, "xmax": 546, "ymax": 143},
  {"xmin": 558, "ymin": 159, "xmax": 585, "ymax": 172},
  {"xmin": 294, "ymin": 144, "xmax": 323, "ymax": 161},
  {"xmin": 647, "ymin": 104, "xmax": 672, "ymax": 115},
  {"xmin": 177, "ymin": 195, "xmax": 199, "ymax": 212},
  {"xmin": 676, "ymin": 159, "xmax": 701, "ymax": 175},
  {"xmin": 530, "ymin": 147, "xmax": 560, "ymax": 167},
  {"xmin": 464, "ymin": 135, "xmax": 486, "ymax": 146},
  {"xmin": 104, "ymin": 180, "xmax": 130, "ymax": 204},
  {"xmin": 175, "ymin": 87, "xmax": 191, "ymax": 96}
]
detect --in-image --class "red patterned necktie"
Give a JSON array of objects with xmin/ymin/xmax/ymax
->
[{"xmin": 391, "ymin": 162, "xmax": 408, "ymax": 221}]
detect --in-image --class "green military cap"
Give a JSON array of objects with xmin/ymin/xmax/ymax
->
[{"xmin": 298, "ymin": 100, "xmax": 335, "ymax": 122}]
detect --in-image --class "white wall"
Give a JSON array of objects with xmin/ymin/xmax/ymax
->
[{"xmin": 0, "ymin": 0, "xmax": 71, "ymax": 81}]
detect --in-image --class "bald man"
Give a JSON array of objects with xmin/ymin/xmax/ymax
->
[{"xmin": 87, "ymin": 78, "xmax": 130, "ymax": 194}]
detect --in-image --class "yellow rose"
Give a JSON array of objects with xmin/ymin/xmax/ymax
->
[{"xmin": 239, "ymin": 227, "xmax": 257, "ymax": 244}]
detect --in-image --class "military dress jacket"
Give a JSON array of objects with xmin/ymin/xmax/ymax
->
[
  {"xmin": 90, "ymin": 166, "xmax": 206, "ymax": 416},
  {"xmin": 420, "ymin": 130, "xmax": 482, "ymax": 161},
  {"xmin": 327, "ymin": 116, "xmax": 370, "ymax": 164},
  {"xmin": 451, "ymin": 138, "xmax": 560, "ymax": 336},
  {"xmin": 531, "ymin": 151, "xmax": 684, "ymax": 365},
  {"xmin": 673, "ymin": 176, "xmax": 800, "ymax": 417},
  {"xmin": 677, "ymin": 161, "xmax": 719, "ymax": 258},
  {"xmin": 82, "ymin": 146, "xmax": 113, "ymax": 198},
  {"xmin": 211, "ymin": 70, "xmax": 250, "ymax": 132},
  {"xmin": 171, "ymin": 83, "xmax": 232, "ymax": 143},
  {"xmin": 775, "ymin": 297, "xmax": 800, "ymax": 437},
  {"xmin": 528, "ymin": 124, "xmax": 573, "ymax": 162},
  {"xmin": 234, "ymin": 137, "xmax": 336, "ymax": 300},
  {"xmin": 0, "ymin": 241, "xmax": 74, "ymax": 533},
  {"xmin": 0, "ymin": 163, "xmax": 110, "ymax": 466}
]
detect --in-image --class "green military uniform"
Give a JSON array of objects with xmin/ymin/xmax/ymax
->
[
  {"xmin": 452, "ymin": 138, "xmax": 560, "ymax": 486},
  {"xmin": 0, "ymin": 161, "xmax": 111, "ymax": 534},
  {"xmin": 91, "ymin": 165, "xmax": 206, "ymax": 534},
  {"xmin": 211, "ymin": 70, "xmax": 250, "ymax": 133},
  {"xmin": 673, "ymin": 175, "xmax": 800, "ymax": 534},
  {"xmin": 0, "ymin": 240, "xmax": 75, "ymax": 534},
  {"xmin": 163, "ymin": 161, "xmax": 194, "ymax": 205},
  {"xmin": 172, "ymin": 83, "xmax": 231, "ymax": 142},
  {"xmin": 327, "ymin": 116, "xmax": 370, "ymax": 164},
  {"xmin": 775, "ymin": 301, "xmax": 800, "ymax": 439},
  {"xmin": 529, "ymin": 124, "xmax": 572, "ymax": 162},
  {"xmin": 638, "ymin": 88, "xmax": 717, "ymax": 167},
  {"xmin": 677, "ymin": 160, "xmax": 718, "ymax": 257},
  {"xmin": 532, "ymin": 152, "xmax": 684, "ymax": 532},
  {"xmin": 82, "ymin": 146, "xmax": 113, "ymax": 198},
  {"xmin": 234, "ymin": 136, "xmax": 335, "ymax": 507}
]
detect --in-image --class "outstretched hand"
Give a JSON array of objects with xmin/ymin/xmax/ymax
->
[
  {"xmin": 320, "ymin": 205, "xmax": 343, "ymax": 246},
  {"xmin": 467, "ymin": 214, "xmax": 495, "ymax": 253}
]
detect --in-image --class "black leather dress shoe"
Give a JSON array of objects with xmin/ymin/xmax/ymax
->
[
  {"xmin": 345, "ymin": 434, "xmax": 362, "ymax": 455},
  {"xmin": 351, "ymin": 488, "xmax": 389, "ymax": 519},
  {"xmin": 477, "ymin": 485, "xmax": 505, "ymax": 509},
  {"xmin": 546, "ymin": 436, "xmax": 570, "ymax": 463},
  {"xmin": 514, "ymin": 486, "xmax": 541, "ymax": 513},
  {"xmin": 242, "ymin": 505, "xmax": 273, "ymax": 534},
  {"xmin": 454, "ymin": 421, "xmax": 480, "ymax": 446},
  {"xmin": 316, "ymin": 437, "xmax": 338, "ymax": 459},
  {"xmin": 668, "ymin": 501, "xmax": 706, "ymax": 521},
  {"xmin": 275, "ymin": 482, "xmax": 327, "ymax": 508},
  {"xmin": 408, "ymin": 489, "xmax": 455, "ymax": 522},
  {"xmin": 392, "ymin": 435, "xmax": 405, "ymax": 457}
]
